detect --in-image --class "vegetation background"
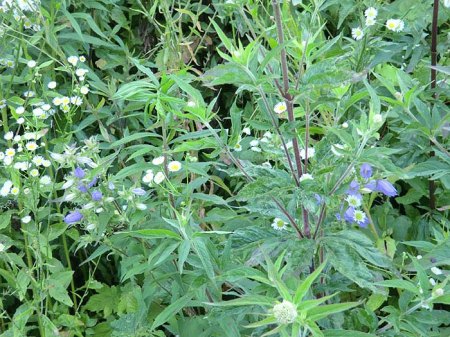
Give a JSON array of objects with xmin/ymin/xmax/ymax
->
[{"xmin": 0, "ymin": 0, "xmax": 449, "ymax": 336}]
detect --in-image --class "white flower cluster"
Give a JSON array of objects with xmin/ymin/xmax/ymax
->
[
  {"xmin": 1, "ymin": 0, "xmax": 40, "ymax": 12},
  {"xmin": 273, "ymin": 300, "xmax": 298, "ymax": 324},
  {"xmin": 142, "ymin": 158, "xmax": 182, "ymax": 186}
]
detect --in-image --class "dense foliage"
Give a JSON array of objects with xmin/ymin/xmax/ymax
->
[{"xmin": 0, "ymin": 0, "xmax": 449, "ymax": 336}]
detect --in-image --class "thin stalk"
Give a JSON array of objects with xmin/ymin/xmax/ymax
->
[
  {"xmin": 429, "ymin": 0, "xmax": 439, "ymax": 210},
  {"xmin": 272, "ymin": 0, "xmax": 310, "ymax": 237}
]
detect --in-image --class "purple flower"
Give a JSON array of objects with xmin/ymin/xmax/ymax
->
[
  {"xmin": 87, "ymin": 176, "xmax": 98, "ymax": 188},
  {"xmin": 365, "ymin": 180, "xmax": 377, "ymax": 191},
  {"xmin": 366, "ymin": 179, "xmax": 398, "ymax": 197},
  {"xmin": 64, "ymin": 210, "xmax": 83, "ymax": 224},
  {"xmin": 91, "ymin": 190, "xmax": 102, "ymax": 201},
  {"xmin": 78, "ymin": 184, "xmax": 88, "ymax": 193},
  {"xmin": 375, "ymin": 179, "xmax": 398, "ymax": 197},
  {"xmin": 360, "ymin": 163, "xmax": 372, "ymax": 179},
  {"xmin": 314, "ymin": 194, "xmax": 322, "ymax": 205},
  {"xmin": 346, "ymin": 180, "xmax": 360, "ymax": 195},
  {"xmin": 132, "ymin": 188, "xmax": 146, "ymax": 196},
  {"xmin": 335, "ymin": 213, "xmax": 341, "ymax": 221},
  {"xmin": 344, "ymin": 207, "xmax": 355, "ymax": 223},
  {"xmin": 73, "ymin": 167, "xmax": 85, "ymax": 179}
]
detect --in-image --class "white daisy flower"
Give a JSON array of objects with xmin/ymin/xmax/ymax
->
[
  {"xmin": 299, "ymin": 174, "xmax": 313, "ymax": 182},
  {"xmin": 364, "ymin": 7, "xmax": 377, "ymax": 19},
  {"xmin": 152, "ymin": 156, "xmax": 165, "ymax": 165},
  {"xmin": 27, "ymin": 60, "xmax": 36, "ymax": 68},
  {"xmin": 351, "ymin": 27, "xmax": 364, "ymax": 40},
  {"xmin": 154, "ymin": 171, "xmax": 165, "ymax": 184},
  {"xmin": 274, "ymin": 101, "xmax": 287, "ymax": 114},
  {"xmin": 4, "ymin": 131, "xmax": 13, "ymax": 140},
  {"xmin": 365, "ymin": 17, "xmax": 376, "ymax": 26},
  {"xmin": 168, "ymin": 161, "xmax": 182, "ymax": 172},
  {"xmin": 80, "ymin": 86, "xmax": 89, "ymax": 95},
  {"xmin": 386, "ymin": 19, "xmax": 404, "ymax": 32},
  {"xmin": 271, "ymin": 218, "xmax": 287, "ymax": 231},
  {"xmin": 47, "ymin": 81, "xmax": 57, "ymax": 89},
  {"xmin": 67, "ymin": 56, "xmax": 78, "ymax": 66},
  {"xmin": 21, "ymin": 215, "xmax": 32, "ymax": 223}
]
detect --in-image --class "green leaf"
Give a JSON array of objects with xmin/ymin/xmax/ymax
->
[
  {"xmin": 151, "ymin": 295, "xmax": 192, "ymax": 330},
  {"xmin": 306, "ymin": 302, "xmax": 359, "ymax": 321},
  {"xmin": 375, "ymin": 280, "xmax": 420, "ymax": 295},
  {"xmin": 205, "ymin": 295, "xmax": 273, "ymax": 307},
  {"xmin": 118, "ymin": 229, "xmax": 182, "ymax": 240},
  {"xmin": 294, "ymin": 261, "xmax": 327, "ymax": 304},
  {"xmin": 323, "ymin": 330, "xmax": 377, "ymax": 337}
]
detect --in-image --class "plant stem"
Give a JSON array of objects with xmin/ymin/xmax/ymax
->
[
  {"xmin": 429, "ymin": 0, "xmax": 439, "ymax": 210},
  {"xmin": 272, "ymin": 0, "xmax": 310, "ymax": 237}
]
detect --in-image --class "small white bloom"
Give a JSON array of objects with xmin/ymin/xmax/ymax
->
[
  {"xmin": 23, "ymin": 91, "xmax": 35, "ymax": 98},
  {"xmin": 152, "ymin": 156, "xmax": 165, "ymax": 165},
  {"xmin": 62, "ymin": 179, "xmax": 74, "ymax": 189},
  {"xmin": 386, "ymin": 19, "xmax": 404, "ymax": 32},
  {"xmin": 250, "ymin": 139, "xmax": 259, "ymax": 147},
  {"xmin": 42, "ymin": 160, "xmax": 51, "ymax": 167},
  {"xmin": 346, "ymin": 194, "xmax": 362, "ymax": 208},
  {"xmin": 431, "ymin": 267, "xmax": 443, "ymax": 275},
  {"xmin": 416, "ymin": 255, "xmax": 423, "ymax": 260},
  {"xmin": 233, "ymin": 143, "xmax": 242, "ymax": 151},
  {"xmin": 75, "ymin": 68, "xmax": 88, "ymax": 77},
  {"xmin": 143, "ymin": 170, "xmax": 154, "ymax": 184},
  {"xmin": 299, "ymin": 174, "xmax": 313, "ymax": 182},
  {"xmin": 373, "ymin": 114, "xmax": 383, "ymax": 123},
  {"xmin": 17, "ymin": 118, "xmax": 25, "ymax": 124},
  {"xmin": 21, "ymin": 215, "xmax": 32, "ymax": 223},
  {"xmin": 394, "ymin": 92, "xmax": 403, "ymax": 101},
  {"xmin": 251, "ymin": 146, "xmax": 261, "ymax": 152},
  {"xmin": 299, "ymin": 147, "xmax": 315, "ymax": 159},
  {"xmin": 168, "ymin": 161, "xmax": 182, "ymax": 172},
  {"xmin": 80, "ymin": 86, "xmax": 89, "ymax": 95},
  {"xmin": 67, "ymin": 56, "xmax": 78, "ymax": 66},
  {"xmin": 273, "ymin": 300, "xmax": 297, "ymax": 324},
  {"xmin": 30, "ymin": 169, "xmax": 39, "ymax": 177},
  {"xmin": 16, "ymin": 106, "xmax": 25, "ymax": 114},
  {"xmin": 274, "ymin": 101, "xmax": 287, "ymax": 114},
  {"xmin": 154, "ymin": 171, "xmax": 165, "ymax": 184},
  {"xmin": 5, "ymin": 148, "xmax": 15, "ymax": 157},
  {"xmin": 61, "ymin": 96, "xmax": 70, "ymax": 105},
  {"xmin": 136, "ymin": 203, "xmax": 147, "ymax": 210},
  {"xmin": 4, "ymin": 131, "xmax": 13, "ymax": 140},
  {"xmin": 187, "ymin": 100, "xmax": 196, "ymax": 107},
  {"xmin": 40, "ymin": 175, "xmax": 51, "ymax": 185},
  {"xmin": 271, "ymin": 218, "xmax": 287, "ymax": 231},
  {"xmin": 47, "ymin": 81, "xmax": 57, "ymax": 89},
  {"xmin": 86, "ymin": 223, "xmax": 96, "ymax": 231},
  {"xmin": 365, "ymin": 17, "xmax": 376, "ymax": 26},
  {"xmin": 352, "ymin": 27, "xmax": 364, "ymax": 40},
  {"xmin": 242, "ymin": 127, "xmax": 251, "ymax": 135},
  {"xmin": 27, "ymin": 60, "xmax": 36, "ymax": 68},
  {"xmin": 364, "ymin": 7, "xmax": 378, "ymax": 19},
  {"xmin": 263, "ymin": 131, "xmax": 273, "ymax": 139},
  {"xmin": 434, "ymin": 288, "xmax": 444, "ymax": 297},
  {"xmin": 23, "ymin": 188, "xmax": 30, "ymax": 194},
  {"xmin": 53, "ymin": 97, "xmax": 62, "ymax": 106},
  {"xmin": 342, "ymin": 122, "xmax": 349, "ymax": 128},
  {"xmin": 26, "ymin": 142, "xmax": 38, "ymax": 151},
  {"xmin": 429, "ymin": 278, "xmax": 436, "ymax": 286},
  {"xmin": 10, "ymin": 186, "xmax": 20, "ymax": 195}
]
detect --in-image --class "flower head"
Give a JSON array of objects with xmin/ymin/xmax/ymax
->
[
  {"xmin": 347, "ymin": 180, "xmax": 360, "ymax": 195},
  {"xmin": 27, "ymin": 60, "xmax": 36, "ymax": 68},
  {"xmin": 431, "ymin": 267, "xmax": 443, "ymax": 275},
  {"xmin": 74, "ymin": 167, "xmax": 85, "ymax": 179},
  {"xmin": 91, "ymin": 190, "xmax": 102, "ymax": 201},
  {"xmin": 168, "ymin": 161, "xmax": 182, "ymax": 172},
  {"xmin": 345, "ymin": 194, "xmax": 362, "ymax": 208},
  {"xmin": 271, "ymin": 218, "xmax": 287, "ymax": 231},
  {"xmin": 273, "ymin": 300, "xmax": 297, "ymax": 324},
  {"xmin": 154, "ymin": 171, "xmax": 165, "ymax": 184},
  {"xmin": 67, "ymin": 56, "xmax": 78, "ymax": 66},
  {"xmin": 351, "ymin": 27, "xmax": 364, "ymax": 40},
  {"xmin": 367, "ymin": 179, "xmax": 398, "ymax": 197},
  {"xmin": 64, "ymin": 210, "xmax": 83, "ymax": 224},
  {"xmin": 299, "ymin": 173, "xmax": 313, "ymax": 182},
  {"xmin": 360, "ymin": 163, "xmax": 372, "ymax": 179},
  {"xmin": 386, "ymin": 19, "xmax": 404, "ymax": 32},
  {"xmin": 364, "ymin": 7, "xmax": 378, "ymax": 19},
  {"xmin": 274, "ymin": 101, "xmax": 287, "ymax": 114},
  {"xmin": 152, "ymin": 156, "xmax": 165, "ymax": 165},
  {"xmin": 365, "ymin": 17, "xmax": 376, "ymax": 26},
  {"xmin": 132, "ymin": 188, "xmax": 146, "ymax": 196}
]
